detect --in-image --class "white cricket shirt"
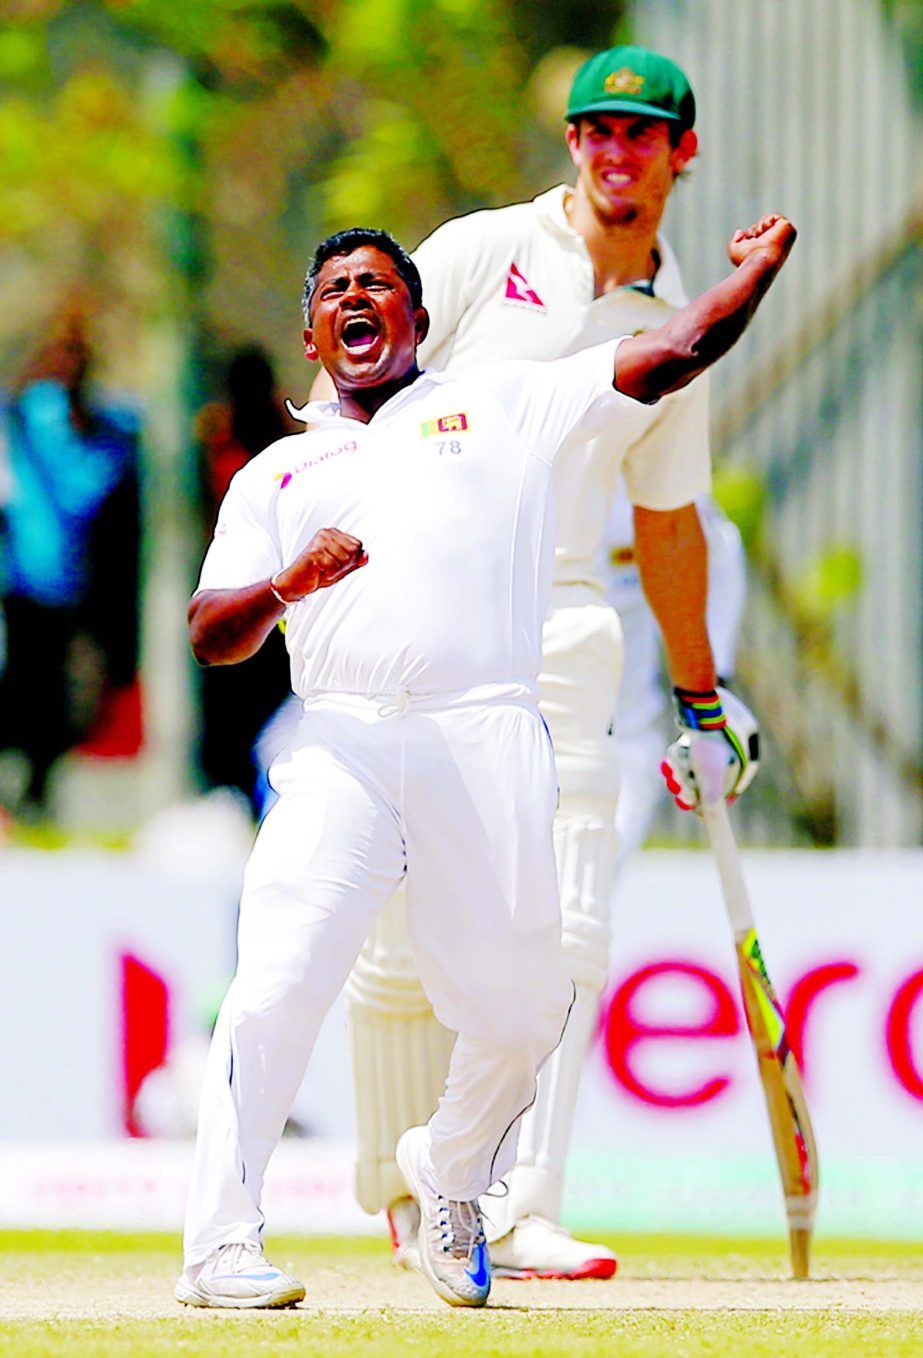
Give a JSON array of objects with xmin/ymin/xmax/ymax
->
[
  {"xmin": 197, "ymin": 345, "xmax": 647, "ymax": 700},
  {"xmin": 413, "ymin": 185, "xmax": 712, "ymax": 592}
]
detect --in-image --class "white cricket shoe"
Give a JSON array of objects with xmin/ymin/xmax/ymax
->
[
  {"xmin": 174, "ymin": 1241, "xmax": 305, "ymax": 1308},
  {"xmin": 395, "ymin": 1125, "xmax": 491, "ymax": 1307},
  {"xmin": 489, "ymin": 1215, "xmax": 617, "ymax": 1280},
  {"xmin": 387, "ymin": 1194, "xmax": 421, "ymax": 1271}
]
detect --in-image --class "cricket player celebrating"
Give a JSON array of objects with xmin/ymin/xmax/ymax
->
[
  {"xmin": 337, "ymin": 46, "xmax": 761, "ymax": 1281},
  {"xmin": 176, "ymin": 214, "xmax": 794, "ymax": 1310}
]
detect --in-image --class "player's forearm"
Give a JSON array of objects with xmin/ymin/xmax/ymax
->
[
  {"xmin": 188, "ymin": 583, "xmax": 284, "ymax": 666},
  {"xmin": 634, "ymin": 504, "xmax": 716, "ymax": 691},
  {"xmin": 615, "ymin": 248, "xmax": 784, "ymax": 404}
]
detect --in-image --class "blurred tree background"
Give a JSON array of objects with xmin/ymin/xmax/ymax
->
[
  {"xmin": 0, "ymin": 0, "xmax": 631, "ymax": 819},
  {"xmin": 0, "ymin": 0, "xmax": 629, "ymax": 402},
  {"xmin": 0, "ymin": 0, "xmax": 920, "ymax": 844}
]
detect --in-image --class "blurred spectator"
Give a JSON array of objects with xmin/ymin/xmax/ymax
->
[
  {"xmin": 0, "ymin": 402, "xmax": 11, "ymax": 680},
  {"xmin": 0, "ymin": 305, "xmax": 141, "ymax": 819},
  {"xmin": 194, "ymin": 345, "xmax": 295, "ymax": 813}
]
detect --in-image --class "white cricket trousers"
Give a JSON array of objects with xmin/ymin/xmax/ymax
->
[{"xmin": 182, "ymin": 689, "xmax": 574, "ymax": 1267}]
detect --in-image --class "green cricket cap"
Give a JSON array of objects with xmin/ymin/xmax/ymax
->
[{"xmin": 566, "ymin": 45, "xmax": 696, "ymax": 131}]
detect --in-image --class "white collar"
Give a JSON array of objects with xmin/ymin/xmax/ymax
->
[{"xmin": 286, "ymin": 367, "xmax": 451, "ymax": 427}]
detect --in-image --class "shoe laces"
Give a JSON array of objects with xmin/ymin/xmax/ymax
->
[
  {"xmin": 211, "ymin": 1241, "xmax": 267, "ymax": 1274},
  {"xmin": 434, "ymin": 1196, "xmax": 486, "ymax": 1259}
]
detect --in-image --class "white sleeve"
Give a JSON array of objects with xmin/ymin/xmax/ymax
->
[
  {"xmin": 620, "ymin": 371, "xmax": 712, "ymax": 510},
  {"xmin": 195, "ymin": 468, "xmax": 281, "ymax": 592},
  {"xmin": 480, "ymin": 340, "xmax": 647, "ymax": 465}
]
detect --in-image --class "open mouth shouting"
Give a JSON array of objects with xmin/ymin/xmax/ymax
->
[
  {"xmin": 305, "ymin": 244, "xmax": 426, "ymax": 403},
  {"xmin": 340, "ymin": 315, "xmax": 382, "ymax": 357}
]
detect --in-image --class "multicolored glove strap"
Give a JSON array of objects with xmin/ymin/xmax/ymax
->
[{"xmin": 673, "ymin": 687, "xmax": 727, "ymax": 732}]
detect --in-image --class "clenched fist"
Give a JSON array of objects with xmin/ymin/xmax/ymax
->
[
  {"xmin": 728, "ymin": 214, "xmax": 797, "ymax": 271},
  {"xmin": 272, "ymin": 528, "xmax": 368, "ymax": 603}
]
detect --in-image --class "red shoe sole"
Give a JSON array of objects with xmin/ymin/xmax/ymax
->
[{"xmin": 493, "ymin": 1257, "xmax": 617, "ymax": 1281}]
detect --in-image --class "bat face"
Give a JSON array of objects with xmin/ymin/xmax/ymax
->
[{"xmin": 736, "ymin": 928, "xmax": 819, "ymax": 1279}]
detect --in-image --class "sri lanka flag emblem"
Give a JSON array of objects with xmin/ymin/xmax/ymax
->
[{"xmin": 421, "ymin": 413, "xmax": 469, "ymax": 436}]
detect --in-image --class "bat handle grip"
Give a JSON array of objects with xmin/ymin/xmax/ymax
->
[{"xmin": 701, "ymin": 799, "xmax": 754, "ymax": 934}]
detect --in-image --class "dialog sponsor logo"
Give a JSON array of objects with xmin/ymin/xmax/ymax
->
[{"xmin": 274, "ymin": 440, "xmax": 358, "ymax": 489}]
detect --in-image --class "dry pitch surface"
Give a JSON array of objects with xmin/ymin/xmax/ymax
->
[{"xmin": 1, "ymin": 1231, "xmax": 921, "ymax": 1357}]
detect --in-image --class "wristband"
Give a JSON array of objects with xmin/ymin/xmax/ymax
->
[
  {"xmin": 673, "ymin": 686, "xmax": 727, "ymax": 732},
  {"xmin": 269, "ymin": 573, "xmax": 298, "ymax": 606}
]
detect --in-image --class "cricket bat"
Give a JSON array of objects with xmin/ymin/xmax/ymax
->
[{"xmin": 701, "ymin": 798, "xmax": 819, "ymax": 1280}]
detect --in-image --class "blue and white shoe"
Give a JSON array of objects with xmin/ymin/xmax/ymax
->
[
  {"xmin": 174, "ymin": 1241, "xmax": 305, "ymax": 1309},
  {"xmin": 396, "ymin": 1125, "xmax": 491, "ymax": 1307}
]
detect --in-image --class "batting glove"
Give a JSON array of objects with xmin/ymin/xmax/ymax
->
[{"xmin": 661, "ymin": 685, "xmax": 760, "ymax": 812}]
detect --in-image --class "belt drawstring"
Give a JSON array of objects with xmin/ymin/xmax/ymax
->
[{"xmin": 375, "ymin": 686, "xmax": 413, "ymax": 718}]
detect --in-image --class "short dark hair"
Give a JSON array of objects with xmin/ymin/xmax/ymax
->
[{"xmin": 302, "ymin": 228, "xmax": 423, "ymax": 322}]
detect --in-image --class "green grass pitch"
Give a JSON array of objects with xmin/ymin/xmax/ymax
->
[{"xmin": 0, "ymin": 1230, "xmax": 920, "ymax": 1357}]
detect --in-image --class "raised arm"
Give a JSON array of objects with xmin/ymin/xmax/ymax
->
[
  {"xmin": 614, "ymin": 215, "xmax": 796, "ymax": 403},
  {"xmin": 189, "ymin": 528, "xmax": 367, "ymax": 666}
]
